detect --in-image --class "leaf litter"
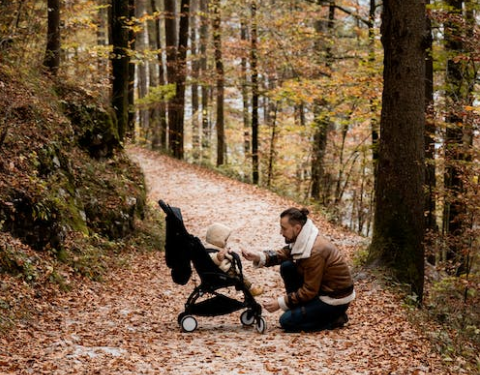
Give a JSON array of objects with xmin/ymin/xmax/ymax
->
[{"xmin": 0, "ymin": 146, "xmax": 456, "ymax": 374}]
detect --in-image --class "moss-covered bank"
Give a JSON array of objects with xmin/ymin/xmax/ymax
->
[{"xmin": 0, "ymin": 65, "xmax": 158, "ymax": 318}]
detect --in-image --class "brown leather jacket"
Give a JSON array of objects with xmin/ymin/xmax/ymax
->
[{"xmin": 264, "ymin": 235, "xmax": 354, "ymax": 308}]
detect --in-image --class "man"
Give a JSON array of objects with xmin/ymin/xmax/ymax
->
[{"xmin": 242, "ymin": 207, "xmax": 355, "ymax": 332}]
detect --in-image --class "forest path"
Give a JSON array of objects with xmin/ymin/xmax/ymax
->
[{"xmin": 1, "ymin": 146, "xmax": 451, "ymax": 375}]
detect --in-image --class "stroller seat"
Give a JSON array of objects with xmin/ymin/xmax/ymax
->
[{"xmin": 159, "ymin": 200, "xmax": 266, "ymax": 333}]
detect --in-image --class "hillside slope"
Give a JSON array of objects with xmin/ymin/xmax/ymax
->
[{"xmin": 0, "ymin": 66, "xmax": 146, "ymax": 328}]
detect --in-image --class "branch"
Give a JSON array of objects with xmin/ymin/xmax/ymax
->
[{"xmin": 302, "ymin": 0, "xmax": 373, "ymax": 27}]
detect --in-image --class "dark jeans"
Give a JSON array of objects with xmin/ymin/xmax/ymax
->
[{"xmin": 278, "ymin": 261, "xmax": 349, "ymax": 332}]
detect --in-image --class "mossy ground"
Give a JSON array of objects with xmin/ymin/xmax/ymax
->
[{"xmin": 0, "ymin": 64, "xmax": 163, "ymax": 333}]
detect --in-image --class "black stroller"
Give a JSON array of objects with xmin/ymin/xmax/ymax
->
[{"xmin": 159, "ymin": 200, "xmax": 266, "ymax": 333}]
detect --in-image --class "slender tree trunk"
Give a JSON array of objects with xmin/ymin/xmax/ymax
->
[
  {"xmin": 170, "ymin": 0, "xmax": 190, "ymax": 159},
  {"xmin": 199, "ymin": 0, "xmax": 210, "ymax": 155},
  {"xmin": 311, "ymin": 111, "xmax": 329, "ymax": 202},
  {"xmin": 424, "ymin": 0, "xmax": 437, "ymax": 264},
  {"xmin": 368, "ymin": 0, "xmax": 426, "ymax": 301},
  {"xmin": 149, "ymin": 0, "xmax": 167, "ymax": 149},
  {"xmin": 311, "ymin": 3, "xmax": 335, "ymax": 201},
  {"xmin": 147, "ymin": 0, "xmax": 165, "ymax": 149},
  {"xmin": 212, "ymin": 0, "xmax": 225, "ymax": 166},
  {"xmin": 136, "ymin": 0, "xmax": 149, "ymax": 141},
  {"xmin": 368, "ymin": 0, "xmax": 379, "ymax": 185},
  {"xmin": 250, "ymin": 0, "xmax": 259, "ymax": 184},
  {"xmin": 110, "ymin": 0, "xmax": 131, "ymax": 142},
  {"xmin": 357, "ymin": 149, "xmax": 369, "ymax": 234},
  {"xmin": 127, "ymin": 0, "xmax": 135, "ymax": 140},
  {"xmin": 190, "ymin": 0, "xmax": 200, "ymax": 157},
  {"xmin": 240, "ymin": 19, "xmax": 250, "ymax": 157},
  {"xmin": 267, "ymin": 102, "xmax": 278, "ymax": 187},
  {"xmin": 334, "ymin": 116, "xmax": 350, "ymax": 204},
  {"xmin": 164, "ymin": 0, "xmax": 179, "ymax": 156},
  {"xmin": 96, "ymin": 0, "xmax": 109, "ymax": 75},
  {"xmin": 43, "ymin": 0, "xmax": 60, "ymax": 75}
]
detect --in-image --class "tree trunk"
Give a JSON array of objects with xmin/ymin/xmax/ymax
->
[
  {"xmin": 165, "ymin": 0, "xmax": 189, "ymax": 159},
  {"xmin": 250, "ymin": 0, "xmax": 259, "ymax": 184},
  {"xmin": 173, "ymin": 0, "xmax": 190, "ymax": 159},
  {"xmin": 96, "ymin": 0, "xmax": 109, "ymax": 75},
  {"xmin": 368, "ymin": 0, "xmax": 379, "ymax": 185},
  {"xmin": 110, "ymin": 0, "xmax": 131, "ymax": 142},
  {"xmin": 424, "ymin": 0, "xmax": 436, "ymax": 264},
  {"xmin": 267, "ymin": 102, "xmax": 278, "ymax": 187},
  {"xmin": 164, "ymin": 0, "xmax": 178, "ymax": 154},
  {"xmin": 148, "ymin": 0, "xmax": 167, "ymax": 149},
  {"xmin": 311, "ymin": 3, "xmax": 335, "ymax": 201},
  {"xmin": 199, "ymin": 0, "xmax": 210, "ymax": 156},
  {"xmin": 212, "ymin": 0, "xmax": 225, "ymax": 166},
  {"xmin": 149, "ymin": 0, "xmax": 167, "ymax": 149},
  {"xmin": 43, "ymin": 0, "xmax": 60, "ymax": 75},
  {"xmin": 127, "ymin": 0, "xmax": 135, "ymax": 139},
  {"xmin": 240, "ymin": 19, "xmax": 250, "ymax": 157},
  {"xmin": 190, "ymin": 0, "xmax": 200, "ymax": 157},
  {"xmin": 367, "ymin": 0, "xmax": 426, "ymax": 301},
  {"xmin": 311, "ymin": 110, "xmax": 329, "ymax": 202},
  {"xmin": 136, "ymin": 0, "xmax": 149, "ymax": 141}
]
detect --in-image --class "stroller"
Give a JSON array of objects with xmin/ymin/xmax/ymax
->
[{"xmin": 159, "ymin": 200, "xmax": 266, "ymax": 333}]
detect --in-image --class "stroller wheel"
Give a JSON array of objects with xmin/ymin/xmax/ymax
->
[
  {"xmin": 177, "ymin": 312, "xmax": 186, "ymax": 325},
  {"xmin": 240, "ymin": 310, "xmax": 255, "ymax": 326},
  {"xmin": 255, "ymin": 317, "xmax": 267, "ymax": 334},
  {"xmin": 181, "ymin": 315, "xmax": 198, "ymax": 332}
]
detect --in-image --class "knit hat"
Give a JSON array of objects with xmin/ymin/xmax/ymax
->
[{"xmin": 206, "ymin": 223, "xmax": 232, "ymax": 249}]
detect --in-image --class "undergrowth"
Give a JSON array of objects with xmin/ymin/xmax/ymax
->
[
  {"xmin": 420, "ymin": 274, "xmax": 480, "ymax": 372},
  {"xmin": 352, "ymin": 249, "xmax": 479, "ymax": 373},
  {"xmin": 0, "ymin": 203, "xmax": 164, "ymax": 334}
]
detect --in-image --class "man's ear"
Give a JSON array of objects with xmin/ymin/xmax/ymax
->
[{"xmin": 294, "ymin": 223, "xmax": 302, "ymax": 235}]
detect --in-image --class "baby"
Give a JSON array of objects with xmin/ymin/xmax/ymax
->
[{"xmin": 205, "ymin": 223, "xmax": 263, "ymax": 297}]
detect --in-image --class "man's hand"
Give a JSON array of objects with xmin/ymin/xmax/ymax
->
[
  {"xmin": 241, "ymin": 248, "xmax": 260, "ymax": 263},
  {"xmin": 263, "ymin": 299, "xmax": 280, "ymax": 313}
]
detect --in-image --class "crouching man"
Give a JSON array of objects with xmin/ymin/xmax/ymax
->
[{"xmin": 242, "ymin": 207, "xmax": 355, "ymax": 332}]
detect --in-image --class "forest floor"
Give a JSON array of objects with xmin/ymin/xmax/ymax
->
[{"xmin": 0, "ymin": 146, "xmax": 460, "ymax": 374}]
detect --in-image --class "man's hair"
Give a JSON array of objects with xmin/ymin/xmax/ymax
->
[{"xmin": 280, "ymin": 207, "xmax": 309, "ymax": 226}]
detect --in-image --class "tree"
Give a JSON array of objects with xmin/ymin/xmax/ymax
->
[
  {"xmin": 367, "ymin": 0, "xmax": 426, "ymax": 301},
  {"xmin": 424, "ymin": 0, "xmax": 436, "ymax": 264},
  {"xmin": 148, "ymin": 0, "xmax": 168, "ymax": 150},
  {"xmin": 199, "ymin": 0, "xmax": 211, "ymax": 156},
  {"xmin": 212, "ymin": 0, "xmax": 225, "ymax": 166},
  {"xmin": 43, "ymin": 0, "xmax": 61, "ymax": 75},
  {"xmin": 310, "ymin": 2, "xmax": 335, "ymax": 202},
  {"xmin": 190, "ymin": 0, "xmax": 201, "ymax": 156},
  {"xmin": 165, "ymin": 0, "xmax": 190, "ymax": 158},
  {"xmin": 250, "ymin": 0, "xmax": 259, "ymax": 184},
  {"xmin": 128, "ymin": 0, "xmax": 136, "ymax": 139},
  {"xmin": 164, "ymin": 0, "xmax": 178, "ymax": 154},
  {"xmin": 110, "ymin": 0, "xmax": 131, "ymax": 142},
  {"xmin": 135, "ymin": 0, "xmax": 149, "ymax": 141}
]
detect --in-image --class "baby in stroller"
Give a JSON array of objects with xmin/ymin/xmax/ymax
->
[
  {"xmin": 159, "ymin": 200, "xmax": 267, "ymax": 333},
  {"xmin": 205, "ymin": 222, "xmax": 263, "ymax": 297}
]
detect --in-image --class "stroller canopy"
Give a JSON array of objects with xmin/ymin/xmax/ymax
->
[{"xmin": 159, "ymin": 200, "xmax": 194, "ymax": 285}]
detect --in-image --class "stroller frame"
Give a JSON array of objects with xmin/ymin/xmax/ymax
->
[{"xmin": 159, "ymin": 200, "xmax": 266, "ymax": 333}]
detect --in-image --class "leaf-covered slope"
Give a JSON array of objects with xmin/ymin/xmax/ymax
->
[{"xmin": 0, "ymin": 65, "xmax": 146, "ymax": 282}]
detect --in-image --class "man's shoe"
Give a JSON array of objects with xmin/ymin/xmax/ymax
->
[{"xmin": 329, "ymin": 313, "xmax": 349, "ymax": 329}]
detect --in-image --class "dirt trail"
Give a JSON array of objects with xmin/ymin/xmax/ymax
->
[{"xmin": 0, "ymin": 146, "xmax": 452, "ymax": 375}]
